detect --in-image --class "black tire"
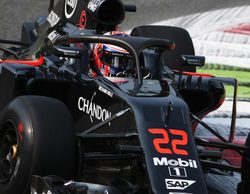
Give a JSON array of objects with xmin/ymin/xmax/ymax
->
[
  {"xmin": 0, "ymin": 96, "xmax": 77, "ymax": 194},
  {"xmin": 237, "ymin": 133, "xmax": 250, "ymax": 193},
  {"xmin": 241, "ymin": 133, "xmax": 250, "ymax": 180}
]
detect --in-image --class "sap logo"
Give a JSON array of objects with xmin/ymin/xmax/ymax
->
[
  {"xmin": 165, "ymin": 179, "xmax": 196, "ymax": 190},
  {"xmin": 65, "ymin": 0, "xmax": 78, "ymax": 19},
  {"xmin": 153, "ymin": 157, "xmax": 197, "ymax": 168}
]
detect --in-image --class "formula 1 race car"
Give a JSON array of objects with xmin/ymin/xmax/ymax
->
[{"xmin": 0, "ymin": 0, "xmax": 249, "ymax": 194}]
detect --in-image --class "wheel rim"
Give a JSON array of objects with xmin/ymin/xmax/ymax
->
[{"xmin": 0, "ymin": 122, "xmax": 18, "ymax": 183}]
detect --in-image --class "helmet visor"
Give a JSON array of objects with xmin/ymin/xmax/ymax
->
[{"xmin": 102, "ymin": 51, "xmax": 133, "ymax": 75}]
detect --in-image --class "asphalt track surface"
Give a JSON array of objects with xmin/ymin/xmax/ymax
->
[{"xmin": 0, "ymin": 0, "xmax": 249, "ymax": 194}]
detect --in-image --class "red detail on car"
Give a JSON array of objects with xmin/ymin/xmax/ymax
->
[
  {"xmin": 191, "ymin": 97, "xmax": 225, "ymax": 132},
  {"xmin": 222, "ymin": 24, "xmax": 250, "ymax": 36},
  {"xmin": 17, "ymin": 123, "xmax": 24, "ymax": 141},
  {"xmin": 202, "ymin": 137, "xmax": 245, "ymax": 168},
  {"xmin": 0, "ymin": 56, "xmax": 45, "ymax": 67},
  {"xmin": 79, "ymin": 11, "xmax": 87, "ymax": 29},
  {"xmin": 148, "ymin": 128, "xmax": 189, "ymax": 156},
  {"xmin": 183, "ymin": 71, "xmax": 213, "ymax": 77},
  {"xmin": 149, "ymin": 128, "xmax": 172, "ymax": 154},
  {"xmin": 169, "ymin": 129, "xmax": 189, "ymax": 156},
  {"xmin": 106, "ymin": 77, "xmax": 129, "ymax": 84}
]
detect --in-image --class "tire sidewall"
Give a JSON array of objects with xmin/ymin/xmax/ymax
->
[
  {"xmin": 0, "ymin": 96, "xmax": 77, "ymax": 194},
  {"xmin": 0, "ymin": 99, "xmax": 34, "ymax": 194}
]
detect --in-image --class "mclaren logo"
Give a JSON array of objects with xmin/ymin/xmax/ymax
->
[{"xmin": 65, "ymin": 0, "xmax": 78, "ymax": 19}]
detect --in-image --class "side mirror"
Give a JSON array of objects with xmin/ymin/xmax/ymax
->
[
  {"xmin": 178, "ymin": 55, "xmax": 205, "ymax": 89},
  {"xmin": 180, "ymin": 55, "xmax": 205, "ymax": 67}
]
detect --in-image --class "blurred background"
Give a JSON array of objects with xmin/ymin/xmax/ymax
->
[{"xmin": 0, "ymin": 1, "xmax": 250, "ymax": 193}]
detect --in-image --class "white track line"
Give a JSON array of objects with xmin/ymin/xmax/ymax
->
[{"xmin": 152, "ymin": 6, "xmax": 250, "ymax": 67}]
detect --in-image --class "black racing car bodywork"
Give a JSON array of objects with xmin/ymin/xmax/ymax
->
[{"xmin": 0, "ymin": 0, "xmax": 248, "ymax": 194}]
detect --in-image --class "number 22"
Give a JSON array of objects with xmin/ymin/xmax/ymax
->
[{"xmin": 148, "ymin": 128, "xmax": 188, "ymax": 156}]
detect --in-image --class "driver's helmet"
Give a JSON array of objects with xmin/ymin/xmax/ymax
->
[{"xmin": 93, "ymin": 31, "xmax": 133, "ymax": 77}]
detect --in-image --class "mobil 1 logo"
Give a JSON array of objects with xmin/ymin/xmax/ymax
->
[
  {"xmin": 65, "ymin": 0, "xmax": 78, "ymax": 19},
  {"xmin": 168, "ymin": 167, "xmax": 187, "ymax": 178}
]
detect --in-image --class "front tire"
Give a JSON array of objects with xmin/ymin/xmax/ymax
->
[{"xmin": 0, "ymin": 96, "xmax": 77, "ymax": 194}]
